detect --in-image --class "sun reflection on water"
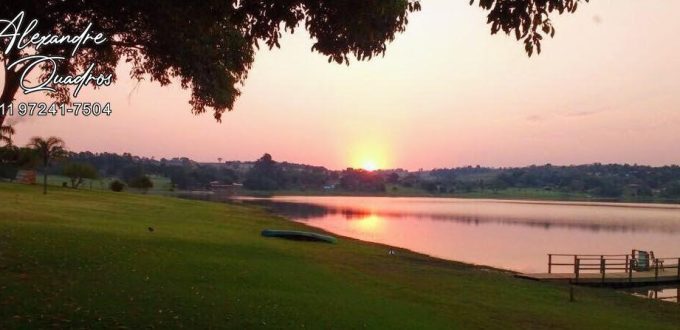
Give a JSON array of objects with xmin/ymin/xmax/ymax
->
[{"xmin": 350, "ymin": 214, "xmax": 384, "ymax": 233}]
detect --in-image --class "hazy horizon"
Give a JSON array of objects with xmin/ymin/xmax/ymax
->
[
  {"xmin": 41, "ymin": 146, "xmax": 680, "ymax": 172},
  {"xmin": 5, "ymin": 0, "xmax": 680, "ymax": 171}
]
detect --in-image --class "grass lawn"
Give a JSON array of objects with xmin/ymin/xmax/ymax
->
[
  {"xmin": 1, "ymin": 183, "xmax": 678, "ymax": 329},
  {"xmin": 446, "ymin": 187, "xmax": 591, "ymax": 201},
  {"xmin": 44, "ymin": 174, "xmax": 173, "ymax": 193}
]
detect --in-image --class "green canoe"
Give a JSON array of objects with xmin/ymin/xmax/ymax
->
[{"xmin": 261, "ymin": 229, "xmax": 337, "ymax": 243}]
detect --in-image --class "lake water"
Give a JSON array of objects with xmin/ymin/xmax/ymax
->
[
  {"xmin": 622, "ymin": 285, "xmax": 679, "ymax": 303},
  {"xmin": 236, "ymin": 196, "xmax": 680, "ymax": 274}
]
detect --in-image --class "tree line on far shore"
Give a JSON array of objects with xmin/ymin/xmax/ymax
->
[
  {"xmin": 2, "ymin": 147, "xmax": 680, "ymax": 200},
  {"xmin": 227, "ymin": 154, "xmax": 680, "ymax": 200}
]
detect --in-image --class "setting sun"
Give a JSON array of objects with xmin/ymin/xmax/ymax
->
[
  {"xmin": 362, "ymin": 160, "xmax": 378, "ymax": 171},
  {"xmin": 349, "ymin": 140, "xmax": 390, "ymax": 171}
]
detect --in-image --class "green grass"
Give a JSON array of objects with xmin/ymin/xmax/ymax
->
[
  {"xmin": 44, "ymin": 174, "xmax": 173, "ymax": 193},
  {"xmin": 1, "ymin": 183, "xmax": 678, "ymax": 329},
  {"xmin": 446, "ymin": 187, "xmax": 591, "ymax": 201}
]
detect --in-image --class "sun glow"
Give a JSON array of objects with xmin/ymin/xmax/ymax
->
[
  {"xmin": 362, "ymin": 160, "xmax": 378, "ymax": 171},
  {"xmin": 349, "ymin": 140, "xmax": 390, "ymax": 171},
  {"xmin": 351, "ymin": 214, "xmax": 384, "ymax": 233}
]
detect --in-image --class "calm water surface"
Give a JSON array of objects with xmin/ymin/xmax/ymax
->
[
  {"xmin": 622, "ymin": 285, "xmax": 679, "ymax": 303},
  {"xmin": 237, "ymin": 196, "xmax": 680, "ymax": 273}
]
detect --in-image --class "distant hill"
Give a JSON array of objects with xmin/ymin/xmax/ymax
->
[{"xmin": 2, "ymin": 149, "xmax": 679, "ymax": 201}]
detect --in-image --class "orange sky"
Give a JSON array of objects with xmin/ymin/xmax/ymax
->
[{"xmin": 6, "ymin": 0, "xmax": 680, "ymax": 170}]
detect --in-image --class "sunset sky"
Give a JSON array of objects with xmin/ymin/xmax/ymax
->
[{"xmin": 6, "ymin": 0, "xmax": 680, "ymax": 170}]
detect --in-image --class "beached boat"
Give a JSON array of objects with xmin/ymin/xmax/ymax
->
[{"xmin": 261, "ymin": 229, "xmax": 337, "ymax": 243}]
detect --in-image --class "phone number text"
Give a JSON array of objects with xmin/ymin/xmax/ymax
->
[{"xmin": 0, "ymin": 102, "xmax": 112, "ymax": 117}]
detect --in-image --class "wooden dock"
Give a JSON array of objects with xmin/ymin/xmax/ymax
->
[{"xmin": 518, "ymin": 252, "xmax": 680, "ymax": 287}]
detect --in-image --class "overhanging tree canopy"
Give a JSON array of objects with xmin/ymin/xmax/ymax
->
[{"xmin": 0, "ymin": 0, "xmax": 587, "ymax": 126}]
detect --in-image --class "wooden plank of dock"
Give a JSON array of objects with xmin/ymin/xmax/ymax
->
[{"xmin": 517, "ymin": 264, "xmax": 680, "ymax": 286}]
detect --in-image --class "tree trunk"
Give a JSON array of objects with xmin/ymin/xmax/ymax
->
[
  {"xmin": 43, "ymin": 160, "xmax": 48, "ymax": 195},
  {"xmin": 0, "ymin": 69, "xmax": 21, "ymax": 128}
]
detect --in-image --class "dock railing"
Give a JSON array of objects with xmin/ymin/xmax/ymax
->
[
  {"xmin": 548, "ymin": 254, "xmax": 630, "ymax": 274},
  {"xmin": 632, "ymin": 257, "xmax": 680, "ymax": 284},
  {"xmin": 548, "ymin": 253, "xmax": 680, "ymax": 284}
]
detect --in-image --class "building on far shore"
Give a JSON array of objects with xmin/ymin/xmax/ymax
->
[
  {"xmin": 15, "ymin": 170, "xmax": 37, "ymax": 185},
  {"xmin": 209, "ymin": 181, "xmax": 243, "ymax": 194}
]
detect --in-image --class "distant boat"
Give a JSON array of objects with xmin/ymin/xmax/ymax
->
[{"xmin": 261, "ymin": 229, "xmax": 337, "ymax": 243}]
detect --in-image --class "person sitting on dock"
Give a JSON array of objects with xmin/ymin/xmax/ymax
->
[
  {"xmin": 632, "ymin": 250, "xmax": 650, "ymax": 271},
  {"xmin": 632, "ymin": 250, "xmax": 666, "ymax": 272},
  {"xmin": 649, "ymin": 251, "xmax": 665, "ymax": 271}
]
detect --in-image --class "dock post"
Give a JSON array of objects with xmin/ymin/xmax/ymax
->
[
  {"xmin": 677, "ymin": 258, "xmax": 680, "ymax": 280},
  {"xmin": 628, "ymin": 259, "xmax": 633, "ymax": 283},
  {"xmin": 573, "ymin": 255, "xmax": 578, "ymax": 275},
  {"xmin": 625, "ymin": 255, "xmax": 629, "ymax": 272},
  {"xmin": 599, "ymin": 255, "xmax": 604, "ymax": 274},
  {"xmin": 548, "ymin": 254, "xmax": 552, "ymax": 274},
  {"xmin": 654, "ymin": 259, "xmax": 659, "ymax": 282}
]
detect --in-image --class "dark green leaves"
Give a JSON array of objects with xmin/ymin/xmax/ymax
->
[
  {"xmin": 470, "ymin": 0, "xmax": 588, "ymax": 56},
  {"xmin": 0, "ymin": 0, "xmax": 586, "ymax": 123}
]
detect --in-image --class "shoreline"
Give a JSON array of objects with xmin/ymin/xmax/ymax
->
[
  {"xmin": 169, "ymin": 188, "xmax": 680, "ymax": 207},
  {"xmin": 236, "ymin": 184, "xmax": 680, "ymax": 204}
]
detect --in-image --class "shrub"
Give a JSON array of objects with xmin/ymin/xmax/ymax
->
[
  {"xmin": 128, "ymin": 176, "xmax": 154, "ymax": 192},
  {"xmin": 110, "ymin": 180, "xmax": 125, "ymax": 192},
  {"xmin": 63, "ymin": 162, "xmax": 98, "ymax": 188}
]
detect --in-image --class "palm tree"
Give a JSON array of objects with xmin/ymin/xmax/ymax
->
[
  {"xmin": 28, "ymin": 136, "xmax": 66, "ymax": 194},
  {"xmin": 0, "ymin": 125, "xmax": 14, "ymax": 147}
]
